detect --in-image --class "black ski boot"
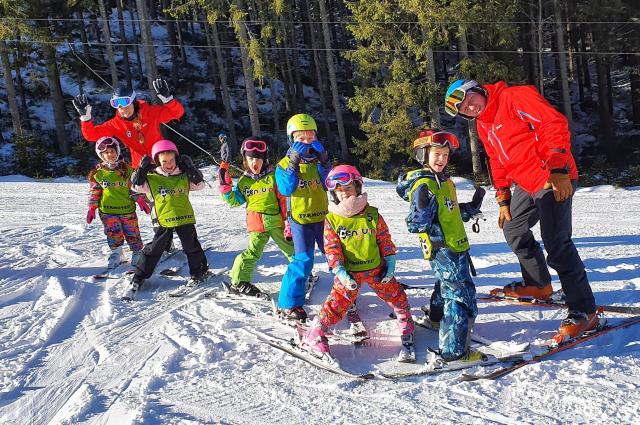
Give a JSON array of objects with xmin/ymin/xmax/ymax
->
[{"xmin": 229, "ymin": 282, "xmax": 268, "ymax": 299}]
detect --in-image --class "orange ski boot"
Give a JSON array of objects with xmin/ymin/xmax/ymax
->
[
  {"xmin": 489, "ymin": 281, "xmax": 553, "ymax": 300},
  {"xmin": 552, "ymin": 308, "xmax": 602, "ymax": 346}
]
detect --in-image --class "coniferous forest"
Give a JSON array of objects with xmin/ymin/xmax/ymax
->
[{"xmin": 0, "ymin": 0, "xmax": 638, "ymax": 184}]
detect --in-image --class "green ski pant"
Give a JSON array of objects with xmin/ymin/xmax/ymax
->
[{"xmin": 230, "ymin": 227, "xmax": 294, "ymax": 284}]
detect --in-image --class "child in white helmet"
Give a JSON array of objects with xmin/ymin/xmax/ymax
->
[{"xmin": 87, "ymin": 136, "xmax": 150, "ymax": 274}]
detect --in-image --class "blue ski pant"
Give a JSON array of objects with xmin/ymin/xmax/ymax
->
[
  {"xmin": 427, "ymin": 248, "xmax": 477, "ymax": 361},
  {"xmin": 277, "ymin": 219, "xmax": 324, "ymax": 309}
]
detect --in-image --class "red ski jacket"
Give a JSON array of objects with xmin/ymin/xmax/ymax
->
[
  {"xmin": 475, "ymin": 81, "xmax": 578, "ymax": 194},
  {"xmin": 81, "ymin": 99, "xmax": 184, "ymax": 168}
]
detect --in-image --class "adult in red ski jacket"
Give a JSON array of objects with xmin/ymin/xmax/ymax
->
[
  {"xmin": 72, "ymin": 79, "xmax": 184, "ymax": 168},
  {"xmin": 444, "ymin": 79, "xmax": 597, "ymax": 341}
]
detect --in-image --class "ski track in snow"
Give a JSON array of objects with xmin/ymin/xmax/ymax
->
[{"xmin": 0, "ymin": 179, "xmax": 638, "ymax": 424}]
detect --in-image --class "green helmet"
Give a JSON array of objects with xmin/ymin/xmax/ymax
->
[{"xmin": 286, "ymin": 114, "xmax": 317, "ymax": 140}]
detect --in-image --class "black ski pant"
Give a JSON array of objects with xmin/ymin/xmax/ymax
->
[
  {"xmin": 134, "ymin": 223, "xmax": 207, "ymax": 280},
  {"xmin": 502, "ymin": 183, "xmax": 596, "ymax": 313}
]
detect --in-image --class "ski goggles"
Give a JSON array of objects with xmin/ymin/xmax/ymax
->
[
  {"xmin": 444, "ymin": 80, "xmax": 479, "ymax": 117},
  {"xmin": 413, "ymin": 131, "xmax": 460, "ymax": 151},
  {"xmin": 110, "ymin": 94, "xmax": 136, "ymax": 109},
  {"xmin": 241, "ymin": 139, "xmax": 267, "ymax": 153},
  {"xmin": 96, "ymin": 137, "xmax": 119, "ymax": 152},
  {"xmin": 325, "ymin": 172, "xmax": 363, "ymax": 191}
]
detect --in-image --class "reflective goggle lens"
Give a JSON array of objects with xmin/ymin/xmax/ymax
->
[
  {"xmin": 110, "ymin": 97, "xmax": 134, "ymax": 108},
  {"xmin": 444, "ymin": 88, "xmax": 466, "ymax": 116},
  {"xmin": 97, "ymin": 139, "xmax": 118, "ymax": 152},
  {"xmin": 414, "ymin": 132, "xmax": 460, "ymax": 150},
  {"xmin": 326, "ymin": 172, "xmax": 355, "ymax": 190},
  {"xmin": 243, "ymin": 140, "xmax": 267, "ymax": 153}
]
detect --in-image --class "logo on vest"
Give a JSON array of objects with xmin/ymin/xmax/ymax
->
[
  {"xmin": 444, "ymin": 197, "xmax": 455, "ymax": 211},
  {"xmin": 298, "ymin": 178, "xmax": 321, "ymax": 189},
  {"xmin": 100, "ymin": 179, "xmax": 126, "ymax": 189},
  {"xmin": 244, "ymin": 186, "xmax": 274, "ymax": 197},
  {"xmin": 337, "ymin": 225, "xmax": 376, "ymax": 240},
  {"xmin": 158, "ymin": 185, "xmax": 186, "ymax": 198}
]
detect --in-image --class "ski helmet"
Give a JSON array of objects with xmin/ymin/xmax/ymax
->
[
  {"xmin": 412, "ymin": 129, "xmax": 460, "ymax": 165},
  {"xmin": 240, "ymin": 137, "xmax": 268, "ymax": 160},
  {"xmin": 95, "ymin": 136, "xmax": 121, "ymax": 161},
  {"xmin": 326, "ymin": 165, "xmax": 364, "ymax": 201},
  {"xmin": 286, "ymin": 114, "xmax": 317, "ymax": 142},
  {"xmin": 151, "ymin": 139, "xmax": 179, "ymax": 164},
  {"xmin": 444, "ymin": 79, "xmax": 481, "ymax": 117},
  {"xmin": 110, "ymin": 84, "xmax": 136, "ymax": 109}
]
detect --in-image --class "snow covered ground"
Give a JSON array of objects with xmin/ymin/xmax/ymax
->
[{"xmin": 0, "ymin": 174, "xmax": 638, "ymax": 424}]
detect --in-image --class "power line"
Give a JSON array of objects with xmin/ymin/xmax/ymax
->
[
  {"xmin": 4, "ymin": 38, "xmax": 637, "ymax": 56},
  {"xmin": 1, "ymin": 16, "xmax": 639, "ymax": 25}
]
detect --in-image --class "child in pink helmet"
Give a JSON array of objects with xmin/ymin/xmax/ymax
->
[
  {"xmin": 87, "ymin": 136, "xmax": 150, "ymax": 273},
  {"xmin": 299, "ymin": 165, "xmax": 416, "ymax": 364},
  {"xmin": 123, "ymin": 139, "xmax": 208, "ymax": 299}
]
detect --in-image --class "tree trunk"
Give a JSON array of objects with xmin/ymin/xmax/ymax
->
[
  {"xmin": 288, "ymin": 7, "xmax": 305, "ymax": 109},
  {"xmin": 203, "ymin": 21, "xmax": 223, "ymax": 104},
  {"xmin": 211, "ymin": 21, "xmax": 239, "ymax": 152},
  {"xmin": 162, "ymin": 0, "xmax": 181, "ymax": 85},
  {"xmin": 630, "ymin": 52, "xmax": 640, "ymax": 126},
  {"xmin": 605, "ymin": 58, "xmax": 614, "ymax": 115},
  {"xmin": 318, "ymin": 0, "xmax": 348, "ymax": 160},
  {"xmin": 595, "ymin": 54, "xmax": 615, "ymax": 157},
  {"xmin": 537, "ymin": 0, "xmax": 545, "ymax": 95},
  {"xmin": 233, "ymin": 0, "xmax": 261, "ymax": 135},
  {"xmin": 425, "ymin": 45, "xmax": 440, "ymax": 129},
  {"xmin": 0, "ymin": 41, "xmax": 23, "ymax": 136},
  {"xmin": 98, "ymin": 0, "xmax": 119, "ymax": 88},
  {"xmin": 76, "ymin": 11, "xmax": 92, "ymax": 69},
  {"xmin": 116, "ymin": 0, "xmax": 133, "ymax": 90},
  {"xmin": 136, "ymin": 0, "xmax": 158, "ymax": 95},
  {"xmin": 552, "ymin": 0, "xmax": 573, "ymax": 130},
  {"xmin": 40, "ymin": 34, "xmax": 69, "ymax": 154},
  {"xmin": 128, "ymin": 0, "xmax": 145, "ymax": 81},
  {"xmin": 13, "ymin": 38, "xmax": 31, "ymax": 130},
  {"xmin": 307, "ymin": 0, "xmax": 332, "ymax": 147},
  {"xmin": 270, "ymin": 77, "xmax": 281, "ymax": 146}
]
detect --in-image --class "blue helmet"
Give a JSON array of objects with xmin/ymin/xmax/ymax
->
[{"xmin": 444, "ymin": 79, "xmax": 480, "ymax": 117}]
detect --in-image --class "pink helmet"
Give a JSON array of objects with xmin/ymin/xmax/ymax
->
[
  {"xmin": 95, "ymin": 136, "xmax": 121, "ymax": 161},
  {"xmin": 151, "ymin": 139, "xmax": 179, "ymax": 163},
  {"xmin": 325, "ymin": 164, "xmax": 363, "ymax": 191}
]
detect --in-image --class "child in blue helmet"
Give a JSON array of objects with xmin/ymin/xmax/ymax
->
[
  {"xmin": 274, "ymin": 113, "xmax": 332, "ymax": 321},
  {"xmin": 396, "ymin": 129, "xmax": 486, "ymax": 367}
]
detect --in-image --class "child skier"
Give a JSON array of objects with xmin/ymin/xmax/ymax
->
[
  {"xmin": 87, "ymin": 136, "xmax": 150, "ymax": 272},
  {"xmin": 124, "ymin": 139, "xmax": 209, "ymax": 298},
  {"xmin": 275, "ymin": 114, "xmax": 332, "ymax": 321},
  {"xmin": 396, "ymin": 129, "xmax": 485, "ymax": 367},
  {"xmin": 300, "ymin": 165, "xmax": 416, "ymax": 363},
  {"xmin": 218, "ymin": 136, "xmax": 294, "ymax": 297}
]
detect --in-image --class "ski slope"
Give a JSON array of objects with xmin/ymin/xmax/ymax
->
[{"xmin": 0, "ymin": 173, "xmax": 638, "ymax": 424}]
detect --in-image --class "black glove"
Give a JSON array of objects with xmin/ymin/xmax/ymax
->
[
  {"xmin": 72, "ymin": 94, "xmax": 92, "ymax": 120},
  {"xmin": 470, "ymin": 186, "xmax": 486, "ymax": 210},
  {"xmin": 179, "ymin": 155, "xmax": 204, "ymax": 184},
  {"xmin": 152, "ymin": 78, "xmax": 173, "ymax": 103},
  {"xmin": 220, "ymin": 141, "xmax": 231, "ymax": 163},
  {"xmin": 132, "ymin": 155, "xmax": 154, "ymax": 186}
]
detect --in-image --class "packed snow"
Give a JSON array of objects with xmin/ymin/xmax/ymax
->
[{"xmin": 0, "ymin": 175, "xmax": 638, "ymax": 424}]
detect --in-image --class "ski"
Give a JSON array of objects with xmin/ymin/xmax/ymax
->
[
  {"xmin": 166, "ymin": 269, "xmax": 226, "ymax": 297},
  {"xmin": 479, "ymin": 293, "xmax": 640, "ymax": 315},
  {"xmin": 260, "ymin": 335, "xmax": 374, "ymax": 380},
  {"xmin": 304, "ymin": 273, "xmax": 320, "ymax": 300},
  {"xmin": 93, "ymin": 260, "xmax": 128, "ymax": 280},
  {"xmin": 460, "ymin": 315, "xmax": 640, "ymax": 382}
]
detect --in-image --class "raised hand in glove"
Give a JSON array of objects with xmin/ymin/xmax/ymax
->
[
  {"xmin": 72, "ymin": 94, "xmax": 92, "ymax": 121},
  {"xmin": 287, "ymin": 142, "xmax": 308, "ymax": 172},
  {"xmin": 136, "ymin": 197, "xmax": 151, "ymax": 214},
  {"xmin": 86, "ymin": 204, "xmax": 98, "ymax": 224},
  {"xmin": 132, "ymin": 155, "xmax": 154, "ymax": 186},
  {"xmin": 218, "ymin": 162, "xmax": 232, "ymax": 194},
  {"xmin": 496, "ymin": 187, "xmax": 512, "ymax": 229},
  {"xmin": 548, "ymin": 171, "xmax": 573, "ymax": 202},
  {"xmin": 334, "ymin": 264, "xmax": 358, "ymax": 291},
  {"xmin": 380, "ymin": 254, "xmax": 396, "ymax": 284},
  {"xmin": 152, "ymin": 78, "xmax": 173, "ymax": 104},
  {"xmin": 310, "ymin": 140, "xmax": 330, "ymax": 166},
  {"xmin": 179, "ymin": 155, "xmax": 204, "ymax": 184}
]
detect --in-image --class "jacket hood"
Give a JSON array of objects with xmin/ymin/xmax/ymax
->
[{"xmin": 396, "ymin": 169, "xmax": 448, "ymax": 201}]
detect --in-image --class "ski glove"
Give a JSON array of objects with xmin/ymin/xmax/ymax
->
[
  {"xmin": 86, "ymin": 204, "xmax": 98, "ymax": 224},
  {"xmin": 287, "ymin": 142, "xmax": 307, "ymax": 172},
  {"xmin": 132, "ymin": 155, "xmax": 154, "ymax": 186},
  {"xmin": 220, "ymin": 140, "xmax": 231, "ymax": 163},
  {"xmin": 334, "ymin": 265, "xmax": 358, "ymax": 291},
  {"xmin": 218, "ymin": 162, "xmax": 232, "ymax": 194},
  {"xmin": 72, "ymin": 94, "xmax": 92, "ymax": 121},
  {"xmin": 179, "ymin": 155, "xmax": 204, "ymax": 184},
  {"xmin": 136, "ymin": 197, "xmax": 151, "ymax": 214},
  {"xmin": 381, "ymin": 254, "xmax": 396, "ymax": 284},
  {"xmin": 152, "ymin": 78, "xmax": 173, "ymax": 103},
  {"xmin": 310, "ymin": 140, "xmax": 329, "ymax": 166},
  {"xmin": 548, "ymin": 172, "xmax": 573, "ymax": 202},
  {"xmin": 496, "ymin": 188, "xmax": 512, "ymax": 229}
]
